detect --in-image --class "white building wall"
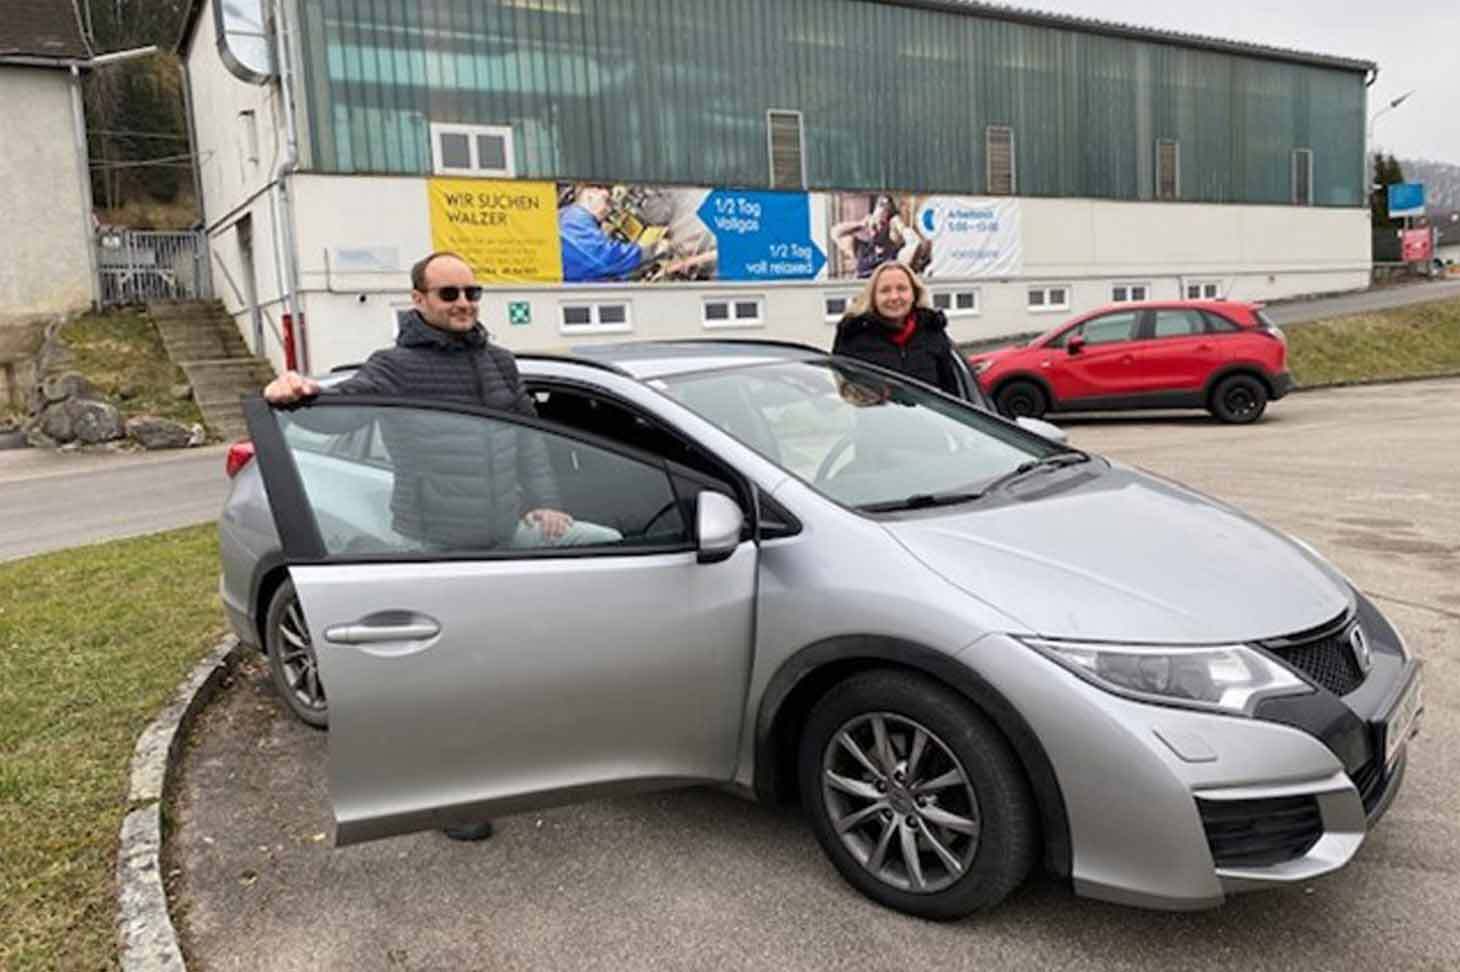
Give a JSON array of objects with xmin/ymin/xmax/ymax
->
[
  {"xmin": 0, "ymin": 66, "xmax": 94, "ymax": 321},
  {"xmin": 287, "ymin": 173, "xmax": 1369, "ymax": 371},
  {"xmin": 185, "ymin": 0, "xmax": 290, "ymax": 371}
]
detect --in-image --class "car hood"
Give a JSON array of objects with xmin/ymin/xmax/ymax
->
[
  {"xmin": 883, "ymin": 464, "xmax": 1351, "ymax": 644},
  {"xmin": 966, "ymin": 345, "xmax": 1023, "ymax": 366}
]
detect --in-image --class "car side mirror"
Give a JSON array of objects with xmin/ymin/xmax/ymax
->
[
  {"xmin": 696, "ymin": 491, "xmax": 744, "ymax": 564},
  {"xmin": 1066, "ymin": 335, "xmax": 1086, "ymax": 355}
]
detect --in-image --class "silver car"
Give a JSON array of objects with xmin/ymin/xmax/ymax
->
[{"xmin": 219, "ymin": 339, "xmax": 1421, "ymax": 919}]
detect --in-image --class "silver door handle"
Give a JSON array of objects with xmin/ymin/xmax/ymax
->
[{"xmin": 324, "ymin": 620, "xmax": 440, "ymax": 644}]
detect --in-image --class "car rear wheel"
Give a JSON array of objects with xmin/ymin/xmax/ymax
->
[
  {"xmin": 265, "ymin": 578, "xmax": 328, "ymax": 729},
  {"xmin": 1210, "ymin": 374, "xmax": 1268, "ymax": 424},
  {"xmin": 798, "ymin": 670, "xmax": 1036, "ymax": 920},
  {"xmin": 995, "ymin": 380, "xmax": 1047, "ymax": 420}
]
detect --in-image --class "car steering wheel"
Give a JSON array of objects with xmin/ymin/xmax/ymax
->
[{"xmin": 814, "ymin": 435, "xmax": 855, "ymax": 484}]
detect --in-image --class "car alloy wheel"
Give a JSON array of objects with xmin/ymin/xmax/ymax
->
[
  {"xmin": 266, "ymin": 579, "xmax": 328, "ymax": 729},
  {"xmin": 820, "ymin": 711, "xmax": 981, "ymax": 893},
  {"xmin": 1211, "ymin": 374, "xmax": 1268, "ymax": 424},
  {"xmin": 798, "ymin": 670, "xmax": 1035, "ymax": 919}
]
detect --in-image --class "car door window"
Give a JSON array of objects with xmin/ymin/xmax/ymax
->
[
  {"xmin": 1077, "ymin": 311, "xmax": 1139, "ymax": 346},
  {"xmin": 275, "ymin": 404, "xmax": 688, "ymax": 557},
  {"xmin": 1151, "ymin": 309, "xmax": 1206, "ymax": 339}
]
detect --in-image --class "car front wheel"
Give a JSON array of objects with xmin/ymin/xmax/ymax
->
[
  {"xmin": 1210, "ymin": 374, "xmax": 1268, "ymax": 424},
  {"xmin": 265, "ymin": 578, "xmax": 328, "ymax": 729},
  {"xmin": 798, "ymin": 670, "xmax": 1036, "ymax": 920},
  {"xmin": 995, "ymin": 380, "xmax": 1047, "ymax": 419}
]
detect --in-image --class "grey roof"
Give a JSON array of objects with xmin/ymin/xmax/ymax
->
[
  {"xmin": 875, "ymin": 0, "xmax": 1377, "ymax": 73},
  {"xmin": 562, "ymin": 340, "xmax": 826, "ymax": 381},
  {"xmin": 0, "ymin": 0, "xmax": 91, "ymax": 65}
]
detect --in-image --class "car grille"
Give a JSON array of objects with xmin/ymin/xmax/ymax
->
[
  {"xmin": 1258, "ymin": 613, "xmax": 1365, "ymax": 697},
  {"xmin": 1197, "ymin": 795, "xmax": 1324, "ymax": 868}
]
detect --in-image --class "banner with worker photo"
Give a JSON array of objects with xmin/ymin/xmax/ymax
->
[
  {"xmin": 826, "ymin": 193, "xmax": 1022, "ymax": 280},
  {"xmin": 554, "ymin": 182, "xmax": 826, "ymax": 284},
  {"xmin": 428, "ymin": 178, "xmax": 562, "ymax": 283}
]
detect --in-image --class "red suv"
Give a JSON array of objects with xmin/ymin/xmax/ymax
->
[{"xmin": 967, "ymin": 301, "xmax": 1294, "ymax": 424}]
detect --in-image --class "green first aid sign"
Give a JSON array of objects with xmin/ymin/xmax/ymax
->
[{"xmin": 507, "ymin": 301, "xmax": 532, "ymax": 326}]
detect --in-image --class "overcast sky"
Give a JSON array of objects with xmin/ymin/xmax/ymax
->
[{"xmin": 1020, "ymin": 0, "xmax": 1459, "ymax": 164}]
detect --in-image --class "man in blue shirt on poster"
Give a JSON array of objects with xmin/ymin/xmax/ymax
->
[{"xmin": 559, "ymin": 185, "xmax": 659, "ymax": 282}]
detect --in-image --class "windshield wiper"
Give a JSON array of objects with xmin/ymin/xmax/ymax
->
[
  {"xmin": 970, "ymin": 449, "xmax": 1092, "ymax": 498},
  {"xmin": 858, "ymin": 490, "xmax": 986, "ymax": 513}
]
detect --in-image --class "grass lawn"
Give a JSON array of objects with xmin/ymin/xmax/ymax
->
[
  {"xmin": 60, "ymin": 311, "xmax": 207, "ymax": 429},
  {"xmin": 1285, "ymin": 297, "xmax": 1460, "ymax": 387},
  {"xmin": 0, "ymin": 524, "xmax": 223, "ymax": 971}
]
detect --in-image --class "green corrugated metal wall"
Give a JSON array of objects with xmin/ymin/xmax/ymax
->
[{"xmin": 296, "ymin": 0, "xmax": 1366, "ymax": 206}]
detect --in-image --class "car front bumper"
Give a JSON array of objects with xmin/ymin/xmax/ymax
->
[{"xmin": 961, "ymin": 633, "xmax": 1419, "ymax": 911}]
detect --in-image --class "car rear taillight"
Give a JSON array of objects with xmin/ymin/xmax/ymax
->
[{"xmin": 225, "ymin": 440, "xmax": 255, "ymax": 479}]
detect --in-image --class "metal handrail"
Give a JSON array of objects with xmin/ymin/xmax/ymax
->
[{"xmin": 209, "ymin": 249, "xmax": 286, "ymax": 354}]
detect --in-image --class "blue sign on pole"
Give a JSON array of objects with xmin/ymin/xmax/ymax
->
[
  {"xmin": 1387, "ymin": 183, "xmax": 1425, "ymax": 218},
  {"xmin": 696, "ymin": 190, "xmax": 826, "ymax": 281}
]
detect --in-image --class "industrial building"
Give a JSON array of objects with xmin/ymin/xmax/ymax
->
[{"xmin": 178, "ymin": 0, "xmax": 1376, "ymax": 372}]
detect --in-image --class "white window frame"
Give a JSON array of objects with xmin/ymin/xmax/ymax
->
[
  {"xmin": 1027, "ymin": 284, "xmax": 1071, "ymax": 313},
  {"xmin": 986, "ymin": 125, "xmax": 1016, "ymax": 195},
  {"xmin": 238, "ymin": 109, "xmax": 259, "ymax": 167},
  {"xmin": 1183, "ymin": 279, "xmax": 1224, "ymax": 300},
  {"xmin": 1292, "ymin": 148, "xmax": 1314, "ymax": 206},
  {"xmin": 429, "ymin": 122, "xmax": 516, "ymax": 177},
  {"xmin": 1156, "ymin": 139, "xmax": 1181, "ymax": 201},
  {"xmin": 930, "ymin": 288, "xmax": 981, "ymax": 317},
  {"xmin": 558, "ymin": 300, "xmax": 632, "ymax": 336},
  {"xmin": 702, "ymin": 295, "xmax": 766, "ymax": 330},
  {"xmin": 823, "ymin": 291, "xmax": 858, "ymax": 324},
  {"xmin": 766, "ymin": 109, "xmax": 807, "ymax": 190},
  {"xmin": 1110, "ymin": 282, "xmax": 1151, "ymax": 303}
]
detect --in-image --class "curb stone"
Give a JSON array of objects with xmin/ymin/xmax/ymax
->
[{"xmin": 117, "ymin": 635, "xmax": 242, "ymax": 972}]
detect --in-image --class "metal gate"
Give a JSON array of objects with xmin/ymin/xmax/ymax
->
[{"xmin": 96, "ymin": 229, "xmax": 212, "ymax": 306}]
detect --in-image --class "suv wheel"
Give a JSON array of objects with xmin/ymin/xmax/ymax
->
[
  {"xmin": 1210, "ymin": 374, "xmax": 1268, "ymax": 424},
  {"xmin": 798, "ymin": 670, "xmax": 1036, "ymax": 920},
  {"xmin": 265, "ymin": 579, "xmax": 328, "ymax": 729},
  {"xmin": 996, "ymin": 380, "xmax": 1047, "ymax": 419}
]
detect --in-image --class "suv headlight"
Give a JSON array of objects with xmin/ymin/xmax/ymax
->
[
  {"xmin": 969, "ymin": 360, "xmax": 992, "ymax": 376},
  {"xmin": 1020, "ymin": 637, "xmax": 1312, "ymax": 715}
]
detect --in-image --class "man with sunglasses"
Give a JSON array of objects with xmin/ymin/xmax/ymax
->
[{"xmin": 263, "ymin": 251, "xmax": 615, "ymax": 841}]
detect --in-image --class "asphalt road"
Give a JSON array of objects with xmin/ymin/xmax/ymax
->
[
  {"xmin": 1263, "ymin": 277, "xmax": 1460, "ymax": 326},
  {"xmin": 168, "ymin": 379, "xmax": 1458, "ymax": 972},
  {"xmin": 0, "ymin": 444, "xmax": 230, "ymax": 561}
]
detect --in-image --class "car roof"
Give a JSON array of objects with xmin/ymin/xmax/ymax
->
[{"xmin": 551, "ymin": 338, "xmax": 828, "ymax": 380}]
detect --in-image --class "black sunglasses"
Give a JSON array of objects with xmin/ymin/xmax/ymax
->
[{"xmin": 427, "ymin": 285, "xmax": 484, "ymax": 302}]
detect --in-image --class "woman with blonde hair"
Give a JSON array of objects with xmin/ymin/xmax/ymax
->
[{"xmin": 832, "ymin": 260, "xmax": 960, "ymax": 396}]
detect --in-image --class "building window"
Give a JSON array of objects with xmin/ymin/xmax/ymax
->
[
  {"xmin": 931, "ymin": 288, "xmax": 980, "ymax": 316},
  {"xmin": 986, "ymin": 126, "xmax": 1016, "ymax": 195},
  {"xmin": 824, "ymin": 293, "xmax": 856, "ymax": 323},
  {"xmin": 1184, "ymin": 279, "xmax": 1223, "ymax": 300},
  {"xmin": 1110, "ymin": 283, "xmax": 1149, "ymax": 303},
  {"xmin": 702, "ymin": 296, "xmax": 765, "ymax": 329},
  {"xmin": 429, "ymin": 123, "xmax": 515, "ymax": 177},
  {"xmin": 1292, "ymin": 148, "xmax": 1314, "ymax": 206},
  {"xmin": 1027, "ymin": 285, "xmax": 1070, "ymax": 312},
  {"xmin": 559, "ymin": 300, "xmax": 632, "ymax": 335},
  {"xmin": 767, "ymin": 110, "xmax": 805, "ymax": 189},
  {"xmin": 1156, "ymin": 139, "xmax": 1180, "ymax": 201}
]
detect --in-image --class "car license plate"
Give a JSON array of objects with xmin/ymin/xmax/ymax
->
[{"xmin": 1384, "ymin": 675, "xmax": 1423, "ymax": 771}]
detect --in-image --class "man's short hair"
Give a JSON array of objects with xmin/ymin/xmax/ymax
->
[{"xmin": 410, "ymin": 251, "xmax": 467, "ymax": 292}]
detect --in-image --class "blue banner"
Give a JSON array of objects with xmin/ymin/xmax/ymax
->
[
  {"xmin": 1387, "ymin": 183, "xmax": 1425, "ymax": 218},
  {"xmin": 697, "ymin": 190, "xmax": 826, "ymax": 281}
]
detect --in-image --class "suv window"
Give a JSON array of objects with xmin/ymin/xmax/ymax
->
[
  {"xmin": 1078, "ymin": 311, "xmax": 1140, "ymax": 346},
  {"xmin": 1202, "ymin": 311, "xmax": 1241, "ymax": 333},
  {"xmin": 1151, "ymin": 309, "xmax": 1207, "ymax": 338}
]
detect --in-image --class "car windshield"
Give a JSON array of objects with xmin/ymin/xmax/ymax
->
[{"xmin": 657, "ymin": 359, "xmax": 1067, "ymax": 510}]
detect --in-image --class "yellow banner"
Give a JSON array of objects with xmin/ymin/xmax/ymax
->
[{"xmin": 427, "ymin": 178, "xmax": 562, "ymax": 284}]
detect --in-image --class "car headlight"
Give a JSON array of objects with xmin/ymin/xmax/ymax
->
[
  {"xmin": 1020, "ymin": 637, "xmax": 1312, "ymax": 715},
  {"xmin": 969, "ymin": 360, "xmax": 992, "ymax": 376}
]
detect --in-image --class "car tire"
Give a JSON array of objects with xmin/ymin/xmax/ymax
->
[
  {"xmin": 1209, "ymin": 374, "xmax": 1268, "ymax": 424},
  {"xmin": 995, "ymin": 380, "xmax": 1047, "ymax": 420},
  {"xmin": 798, "ymin": 669, "xmax": 1036, "ymax": 920},
  {"xmin": 265, "ymin": 578, "xmax": 328, "ymax": 729}
]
